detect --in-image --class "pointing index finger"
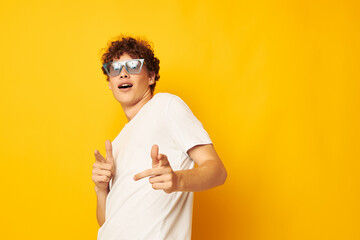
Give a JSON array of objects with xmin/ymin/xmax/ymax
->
[
  {"xmin": 94, "ymin": 149, "xmax": 106, "ymax": 163},
  {"xmin": 133, "ymin": 168, "xmax": 167, "ymax": 181}
]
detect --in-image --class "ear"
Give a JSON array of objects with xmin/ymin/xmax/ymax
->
[
  {"xmin": 148, "ymin": 72, "xmax": 155, "ymax": 85},
  {"xmin": 109, "ymin": 83, "xmax": 112, "ymax": 90}
]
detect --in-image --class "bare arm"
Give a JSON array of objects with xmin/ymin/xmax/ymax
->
[
  {"xmin": 134, "ymin": 144, "xmax": 227, "ymax": 193},
  {"xmin": 92, "ymin": 140, "xmax": 115, "ymax": 227},
  {"xmin": 175, "ymin": 144, "xmax": 227, "ymax": 192},
  {"xmin": 95, "ymin": 186, "xmax": 109, "ymax": 227}
]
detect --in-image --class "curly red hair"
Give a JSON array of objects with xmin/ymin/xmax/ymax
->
[{"xmin": 101, "ymin": 35, "xmax": 160, "ymax": 94}]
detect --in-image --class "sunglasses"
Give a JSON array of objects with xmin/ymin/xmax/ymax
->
[{"xmin": 103, "ymin": 59, "xmax": 144, "ymax": 77}]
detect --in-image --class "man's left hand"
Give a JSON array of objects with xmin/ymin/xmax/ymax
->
[{"xmin": 133, "ymin": 144, "xmax": 179, "ymax": 194}]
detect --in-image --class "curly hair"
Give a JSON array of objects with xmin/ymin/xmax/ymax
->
[{"xmin": 100, "ymin": 35, "xmax": 160, "ymax": 94}]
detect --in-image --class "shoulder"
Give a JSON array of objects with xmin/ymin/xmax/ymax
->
[
  {"xmin": 151, "ymin": 93, "xmax": 193, "ymax": 121},
  {"xmin": 153, "ymin": 92, "xmax": 178, "ymax": 102},
  {"xmin": 153, "ymin": 92, "xmax": 187, "ymax": 108}
]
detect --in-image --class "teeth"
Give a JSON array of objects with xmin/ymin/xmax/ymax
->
[{"xmin": 118, "ymin": 83, "xmax": 133, "ymax": 89}]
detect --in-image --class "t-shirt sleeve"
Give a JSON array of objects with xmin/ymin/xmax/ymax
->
[{"xmin": 166, "ymin": 95, "xmax": 212, "ymax": 157}]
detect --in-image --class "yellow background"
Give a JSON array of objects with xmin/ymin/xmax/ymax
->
[{"xmin": 1, "ymin": 0, "xmax": 359, "ymax": 239}]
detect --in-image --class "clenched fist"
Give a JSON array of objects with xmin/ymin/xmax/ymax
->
[{"xmin": 92, "ymin": 140, "xmax": 115, "ymax": 193}]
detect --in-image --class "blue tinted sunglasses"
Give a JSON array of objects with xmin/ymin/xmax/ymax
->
[{"xmin": 103, "ymin": 59, "xmax": 144, "ymax": 77}]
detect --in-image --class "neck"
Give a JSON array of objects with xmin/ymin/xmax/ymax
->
[{"xmin": 121, "ymin": 92, "xmax": 153, "ymax": 122}]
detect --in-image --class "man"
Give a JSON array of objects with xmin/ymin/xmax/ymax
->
[{"xmin": 92, "ymin": 36, "xmax": 227, "ymax": 240}]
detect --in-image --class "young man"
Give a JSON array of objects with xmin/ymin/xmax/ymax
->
[{"xmin": 92, "ymin": 36, "xmax": 227, "ymax": 240}]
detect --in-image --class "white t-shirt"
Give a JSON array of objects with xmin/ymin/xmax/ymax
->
[{"xmin": 97, "ymin": 93, "xmax": 212, "ymax": 240}]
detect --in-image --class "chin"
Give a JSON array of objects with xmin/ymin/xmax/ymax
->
[{"xmin": 115, "ymin": 94, "xmax": 136, "ymax": 105}]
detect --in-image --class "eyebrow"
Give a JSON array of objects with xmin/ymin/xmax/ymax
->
[{"xmin": 111, "ymin": 59, "xmax": 141, "ymax": 64}]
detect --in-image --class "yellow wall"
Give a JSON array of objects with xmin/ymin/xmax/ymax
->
[{"xmin": 1, "ymin": 0, "xmax": 359, "ymax": 239}]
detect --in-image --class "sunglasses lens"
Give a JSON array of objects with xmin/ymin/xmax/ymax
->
[
  {"xmin": 105, "ymin": 62, "xmax": 122, "ymax": 76},
  {"xmin": 125, "ymin": 60, "xmax": 142, "ymax": 74},
  {"xmin": 104, "ymin": 59, "xmax": 143, "ymax": 76}
]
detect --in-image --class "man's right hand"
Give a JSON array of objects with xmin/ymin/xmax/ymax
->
[{"xmin": 92, "ymin": 139, "xmax": 115, "ymax": 193}]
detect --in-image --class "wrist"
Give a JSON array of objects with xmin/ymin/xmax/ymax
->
[
  {"xmin": 174, "ymin": 171, "xmax": 183, "ymax": 192},
  {"xmin": 95, "ymin": 186, "xmax": 109, "ymax": 195}
]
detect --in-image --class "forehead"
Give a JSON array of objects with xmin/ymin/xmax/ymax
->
[{"xmin": 113, "ymin": 52, "xmax": 136, "ymax": 62}]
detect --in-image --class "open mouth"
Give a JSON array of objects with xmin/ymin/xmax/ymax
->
[{"xmin": 118, "ymin": 83, "xmax": 133, "ymax": 89}]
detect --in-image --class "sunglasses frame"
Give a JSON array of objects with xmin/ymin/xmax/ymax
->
[{"xmin": 103, "ymin": 59, "xmax": 144, "ymax": 77}]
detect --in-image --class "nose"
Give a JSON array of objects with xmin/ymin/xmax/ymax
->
[{"xmin": 119, "ymin": 66, "xmax": 129, "ymax": 79}]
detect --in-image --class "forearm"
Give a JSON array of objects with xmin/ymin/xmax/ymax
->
[
  {"xmin": 95, "ymin": 186, "xmax": 109, "ymax": 227},
  {"xmin": 175, "ymin": 160, "xmax": 227, "ymax": 192}
]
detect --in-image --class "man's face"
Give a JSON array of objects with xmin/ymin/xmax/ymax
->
[{"xmin": 108, "ymin": 53, "xmax": 154, "ymax": 106}]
